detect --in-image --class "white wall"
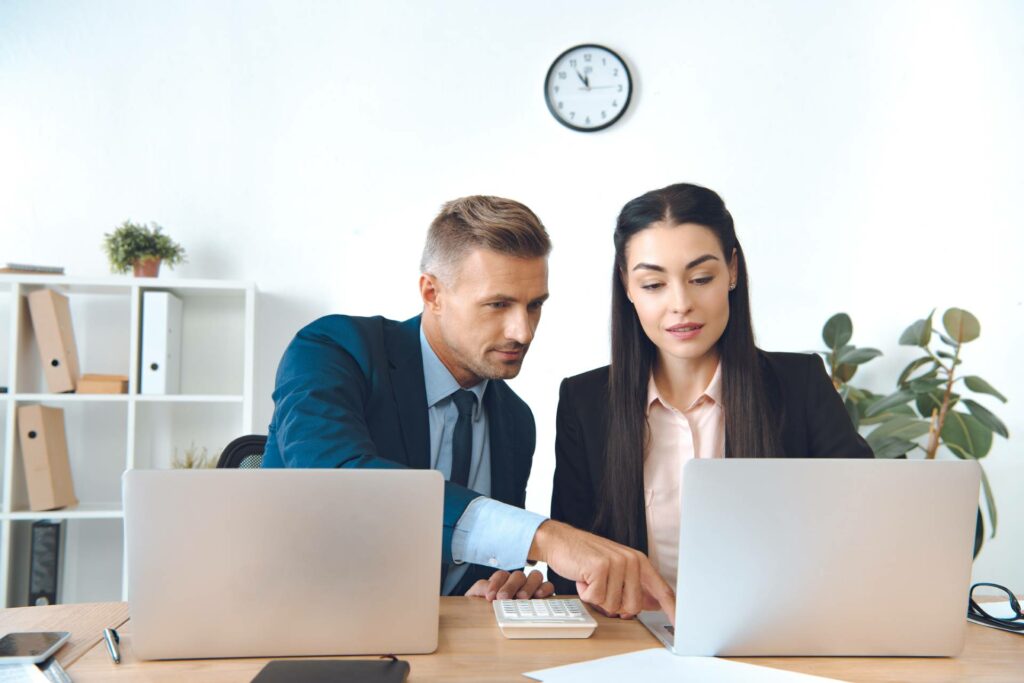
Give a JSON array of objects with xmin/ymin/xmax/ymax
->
[{"xmin": 2, "ymin": 0, "xmax": 1022, "ymax": 588}]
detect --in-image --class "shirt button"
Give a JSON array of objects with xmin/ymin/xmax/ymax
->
[{"xmin": 488, "ymin": 557, "xmax": 499, "ymax": 567}]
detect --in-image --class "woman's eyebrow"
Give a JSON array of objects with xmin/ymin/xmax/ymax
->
[{"xmin": 631, "ymin": 254, "xmax": 719, "ymax": 272}]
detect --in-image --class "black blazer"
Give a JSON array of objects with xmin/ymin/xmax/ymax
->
[{"xmin": 549, "ymin": 351, "xmax": 874, "ymax": 596}]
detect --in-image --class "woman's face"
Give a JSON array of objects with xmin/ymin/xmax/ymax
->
[{"xmin": 623, "ymin": 221, "xmax": 738, "ymax": 366}]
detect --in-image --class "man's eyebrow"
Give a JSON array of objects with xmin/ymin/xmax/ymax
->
[
  {"xmin": 484, "ymin": 293, "xmax": 550, "ymax": 303},
  {"xmin": 631, "ymin": 254, "xmax": 719, "ymax": 272}
]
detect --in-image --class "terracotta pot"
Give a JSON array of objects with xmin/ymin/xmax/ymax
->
[{"xmin": 132, "ymin": 257, "xmax": 162, "ymax": 278}]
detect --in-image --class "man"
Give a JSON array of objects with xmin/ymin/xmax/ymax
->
[{"xmin": 263, "ymin": 196, "xmax": 675, "ymax": 620}]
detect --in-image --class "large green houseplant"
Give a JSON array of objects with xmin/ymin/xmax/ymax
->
[
  {"xmin": 817, "ymin": 309, "xmax": 1009, "ymax": 555},
  {"xmin": 103, "ymin": 220, "xmax": 186, "ymax": 277}
]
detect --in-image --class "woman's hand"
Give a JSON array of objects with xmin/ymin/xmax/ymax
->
[{"xmin": 465, "ymin": 569, "xmax": 555, "ymax": 600}]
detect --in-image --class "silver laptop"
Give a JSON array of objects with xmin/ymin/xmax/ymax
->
[
  {"xmin": 123, "ymin": 469, "xmax": 443, "ymax": 660},
  {"xmin": 639, "ymin": 459, "xmax": 980, "ymax": 656}
]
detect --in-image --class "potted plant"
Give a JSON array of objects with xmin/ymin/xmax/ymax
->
[
  {"xmin": 817, "ymin": 309, "xmax": 1010, "ymax": 557},
  {"xmin": 171, "ymin": 442, "xmax": 219, "ymax": 469},
  {"xmin": 102, "ymin": 220, "xmax": 186, "ymax": 277}
]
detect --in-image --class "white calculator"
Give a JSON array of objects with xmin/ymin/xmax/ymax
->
[{"xmin": 492, "ymin": 598, "xmax": 598, "ymax": 639}]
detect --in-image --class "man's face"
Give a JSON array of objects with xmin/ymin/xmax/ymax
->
[{"xmin": 423, "ymin": 248, "xmax": 549, "ymax": 386}]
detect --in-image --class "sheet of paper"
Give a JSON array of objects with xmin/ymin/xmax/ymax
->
[
  {"xmin": 0, "ymin": 664, "xmax": 49, "ymax": 683},
  {"xmin": 524, "ymin": 648, "xmax": 849, "ymax": 683}
]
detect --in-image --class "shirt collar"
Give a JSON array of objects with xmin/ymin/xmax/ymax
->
[
  {"xmin": 646, "ymin": 361, "xmax": 723, "ymax": 415},
  {"xmin": 419, "ymin": 326, "xmax": 488, "ymax": 418}
]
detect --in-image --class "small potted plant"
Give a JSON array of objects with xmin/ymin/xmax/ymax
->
[
  {"xmin": 171, "ymin": 442, "xmax": 220, "ymax": 469},
  {"xmin": 102, "ymin": 220, "xmax": 186, "ymax": 277}
]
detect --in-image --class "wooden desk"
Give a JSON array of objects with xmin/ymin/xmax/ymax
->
[
  {"xmin": 3, "ymin": 598, "xmax": 1021, "ymax": 681},
  {"xmin": 0, "ymin": 602, "xmax": 128, "ymax": 669}
]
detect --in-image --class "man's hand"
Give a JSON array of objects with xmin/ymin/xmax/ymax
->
[
  {"xmin": 528, "ymin": 520, "xmax": 676, "ymax": 624},
  {"xmin": 465, "ymin": 569, "xmax": 555, "ymax": 600}
]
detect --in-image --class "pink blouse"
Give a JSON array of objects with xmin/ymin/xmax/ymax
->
[{"xmin": 643, "ymin": 363, "xmax": 725, "ymax": 588}]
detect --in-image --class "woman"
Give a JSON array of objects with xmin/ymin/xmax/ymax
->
[{"xmin": 549, "ymin": 183, "xmax": 873, "ymax": 601}]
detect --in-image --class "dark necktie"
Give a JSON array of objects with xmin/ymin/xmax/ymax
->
[{"xmin": 450, "ymin": 390, "xmax": 476, "ymax": 487}]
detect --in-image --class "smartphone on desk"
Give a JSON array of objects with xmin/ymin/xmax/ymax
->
[{"xmin": 0, "ymin": 632, "xmax": 70, "ymax": 665}]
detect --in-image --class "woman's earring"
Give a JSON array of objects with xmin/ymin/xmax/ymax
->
[{"xmin": 729, "ymin": 282, "xmax": 737, "ymax": 291}]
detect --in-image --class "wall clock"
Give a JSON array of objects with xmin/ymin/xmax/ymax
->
[{"xmin": 544, "ymin": 44, "xmax": 633, "ymax": 132}]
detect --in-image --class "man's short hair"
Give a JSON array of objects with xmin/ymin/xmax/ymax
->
[{"xmin": 420, "ymin": 195, "xmax": 552, "ymax": 283}]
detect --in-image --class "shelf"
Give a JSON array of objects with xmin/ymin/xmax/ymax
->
[
  {"xmin": 0, "ymin": 274, "xmax": 252, "ymax": 296},
  {"xmin": 11, "ymin": 393, "xmax": 129, "ymax": 402},
  {"xmin": 0, "ymin": 274, "xmax": 255, "ymax": 605},
  {"xmin": 10, "ymin": 394, "xmax": 243, "ymax": 403},
  {"xmin": 4, "ymin": 503, "xmax": 123, "ymax": 521},
  {"xmin": 133, "ymin": 394, "xmax": 244, "ymax": 403}
]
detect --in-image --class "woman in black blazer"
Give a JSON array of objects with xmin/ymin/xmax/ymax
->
[{"xmin": 550, "ymin": 183, "xmax": 873, "ymax": 600}]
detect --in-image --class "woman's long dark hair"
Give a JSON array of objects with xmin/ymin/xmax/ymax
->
[{"xmin": 593, "ymin": 183, "xmax": 784, "ymax": 548}]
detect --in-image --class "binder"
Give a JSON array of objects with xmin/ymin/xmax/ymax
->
[
  {"xmin": 141, "ymin": 291, "xmax": 183, "ymax": 394},
  {"xmin": 27, "ymin": 289, "xmax": 81, "ymax": 393},
  {"xmin": 16, "ymin": 405, "xmax": 78, "ymax": 511},
  {"xmin": 29, "ymin": 519, "xmax": 66, "ymax": 605}
]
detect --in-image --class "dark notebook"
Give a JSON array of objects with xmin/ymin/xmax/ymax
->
[{"xmin": 251, "ymin": 659, "xmax": 410, "ymax": 683}]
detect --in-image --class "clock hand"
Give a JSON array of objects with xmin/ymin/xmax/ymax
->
[{"xmin": 574, "ymin": 69, "xmax": 588, "ymax": 88}]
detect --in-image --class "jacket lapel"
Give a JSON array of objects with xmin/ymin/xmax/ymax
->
[
  {"xmin": 385, "ymin": 316, "xmax": 431, "ymax": 470},
  {"xmin": 484, "ymin": 383, "xmax": 517, "ymax": 505}
]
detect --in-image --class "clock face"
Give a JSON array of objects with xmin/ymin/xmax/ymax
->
[{"xmin": 544, "ymin": 44, "xmax": 632, "ymax": 132}]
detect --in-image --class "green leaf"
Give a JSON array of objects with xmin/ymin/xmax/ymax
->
[
  {"xmin": 899, "ymin": 311, "xmax": 934, "ymax": 347},
  {"xmin": 865, "ymin": 389, "xmax": 915, "ymax": 417},
  {"xmin": 936, "ymin": 350, "xmax": 955, "ymax": 360},
  {"xmin": 835, "ymin": 363, "xmax": 856, "ymax": 383},
  {"xmin": 963, "ymin": 376, "xmax": 1007, "ymax": 403},
  {"xmin": 867, "ymin": 415, "xmax": 932, "ymax": 442},
  {"xmin": 916, "ymin": 390, "xmax": 958, "ymax": 420},
  {"xmin": 897, "ymin": 357, "xmax": 934, "ymax": 387},
  {"xmin": 867, "ymin": 435, "xmax": 917, "ymax": 459},
  {"xmin": 844, "ymin": 397, "xmax": 860, "ymax": 430},
  {"xmin": 941, "ymin": 411, "xmax": 994, "ymax": 459},
  {"xmin": 908, "ymin": 377, "xmax": 946, "ymax": 395},
  {"xmin": 858, "ymin": 403, "xmax": 915, "ymax": 426},
  {"xmin": 822, "ymin": 313, "xmax": 853, "ymax": 350},
  {"xmin": 938, "ymin": 333, "xmax": 957, "ymax": 347},
  {"xmin": 979, "ymin": 465, "xmax": 997, "ymax": 538},
  {"xmin": 942, "ymin": 308, "xmax": 980, "ymax": 343},
  {"xmin": 962, "ymin": 399, "xmax": 1009, "ymax": 438},
  {"xmin": 847, "ymin": 386, "xmax": 870, "ymax": 403},
  {"xmin": 836, "ymin": 347, "xmax": 882, "ymax": 365}
]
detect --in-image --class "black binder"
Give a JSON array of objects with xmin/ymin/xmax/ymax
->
[
  {"xmin": 29, "ymin": 519, "xmax": 64, "ymax": 606},
  {"xmin": 251, "ymin": 659, "xmax": 410, "ymax": 682}
]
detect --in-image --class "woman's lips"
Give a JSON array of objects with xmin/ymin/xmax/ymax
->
[{"xmin": 666, "ymin": 323, "xmax": 704, "ymax": 341}]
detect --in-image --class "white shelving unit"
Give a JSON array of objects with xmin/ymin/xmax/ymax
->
[{"xmin": 0, "ymin": 274, "xmax": 256, "ymax": 606}]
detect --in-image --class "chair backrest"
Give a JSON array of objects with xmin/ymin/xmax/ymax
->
[{"xmin": 217, "ymin": 434, "xmax": 267, "ymax": 469}]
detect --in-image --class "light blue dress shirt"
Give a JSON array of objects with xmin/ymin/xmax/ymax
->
[{"xmin": 419, "ymin": 328, "xmax": 546, "ymax": 595}]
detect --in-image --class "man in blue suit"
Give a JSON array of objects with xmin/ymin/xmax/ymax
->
[{"xmin": 263, "ymin": 196, "xmax": 675, "ymax": 619}]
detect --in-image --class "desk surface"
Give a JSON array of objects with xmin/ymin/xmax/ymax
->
[{"xmin": 2, "ymin": 598, "xmax": 1021, "ymax": 682}]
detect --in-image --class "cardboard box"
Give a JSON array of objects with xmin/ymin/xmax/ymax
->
[
  {"xmin": 16, "ymin": 405, "xmax": 78, "ymax": 511},
  {"xmin": 27, "ymin": 289, "xmax": 81, "ymax": 393},
  {"xmin": 77, "ymin": 373, "xmax": 128, "ymax": 394}
]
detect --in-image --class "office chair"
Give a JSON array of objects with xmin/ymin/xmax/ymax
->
[{"xmin": 217, "ymin": 434, "xmax": 267, "ymax": 469}]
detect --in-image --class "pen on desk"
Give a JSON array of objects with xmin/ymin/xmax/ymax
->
[{"xmin": 104, "ymin": 627, "xmax": 121, "ymax": 664}]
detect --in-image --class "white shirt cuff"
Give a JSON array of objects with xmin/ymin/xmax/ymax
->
[{"xmin": 450, "ymin": 497, "xmax": 547, "ymax": 570}]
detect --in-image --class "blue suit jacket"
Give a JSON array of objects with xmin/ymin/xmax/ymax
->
[{"xmin": 262, "ymin": 314, "xmax": 537, "ymax": 592}]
